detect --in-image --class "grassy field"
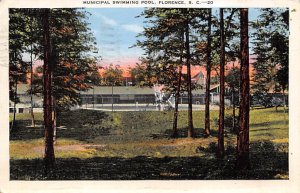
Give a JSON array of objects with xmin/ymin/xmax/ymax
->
[{"xmin": 9, "ymin": 107, "xmax": 288, "ymax": 180}]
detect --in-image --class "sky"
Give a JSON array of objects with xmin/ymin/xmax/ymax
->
[
  {"xmin": 87, "ymin": 8, "xmax": 145, "ymax": 67},
  {"xmin": 86, "ymin": 8, "xmax": 262, "ymax": 67}
]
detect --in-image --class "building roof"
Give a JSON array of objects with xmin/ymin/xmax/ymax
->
[
  {"xmin": 16, "ymin": 84, "xmax": 206, "ymax": 96},
  {"xmin": 81, "ymin": 86, "xmax": 154, "ymax": 95},
  {"xmin": 81, "ymin": 86, "xmax": 205, "ymax": 95}
]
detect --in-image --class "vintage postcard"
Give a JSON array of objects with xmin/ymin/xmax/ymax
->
[{"xmin": 0, "ymin": 0, "xmax": 300, "ymax": 192}]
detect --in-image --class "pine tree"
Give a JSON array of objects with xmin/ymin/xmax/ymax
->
[
  {"xmin": 23, "ymin": 9, "xmax": 100, "ymax": 111},
  {"xmin": 184, "ymin": 8, "xmax": 194, "ymax": 138},
  {"xmin": 202, "ymin": 8, "xmax": 239, "ymax": 138},
  {"xmin": 204, "ymin": 8, "xmax": 212, "ymax": 137},
  {"xmin": 217, "ymin": 8, "xmax": 225, "ymax": 158},
  {"xmin": 237, "ymin": 8, "xmax": 250, "ymax": 169},
  {"xmin": 136, "ymin": 8, "xmax": 210, "ymax": 138},
  {"xmin": 41, "ymin": 8, "xmax": 55, "ymax": 171}
]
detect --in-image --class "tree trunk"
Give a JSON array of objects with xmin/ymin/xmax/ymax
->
[
  {"xmin": 30, "ymin": 21, "xmax": 35, "ymax": 127},
  {"xmin": 218, "ymin": 8, "xmax": 225, "ymax": 158},
  {"xmin": 185, "ymin": 9, "xmax": 194, "ymax": 138},
  {"xmin": 172, "ymin": 63, "xmax": 183, "ymax": 138},
  {"xmin": 204, "ymin": 8, "xmax": 212, "ymax": 137},
  {"xmin": 172, "ymin": 30, "xmax": 184, "ymax": 138},
  {"xmin": 237, "ymin": 8, "xmax": 250, "ymax": 169},
  {"xmin": 42, "ymin": 9, "xmax": 55, "ymax": 171}
]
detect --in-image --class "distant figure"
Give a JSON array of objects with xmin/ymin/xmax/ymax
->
[{"xmin": 135, "ymin": 101, "xmax": 139, "ymax": 111}]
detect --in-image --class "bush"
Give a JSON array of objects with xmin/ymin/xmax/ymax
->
[
  {"xmin": 251, "ymin": 92, "xmax": 273, "ymax": 108},
  {"xmin": 195, "ymin": 142, "xmax": 217, "ymax": 154}
]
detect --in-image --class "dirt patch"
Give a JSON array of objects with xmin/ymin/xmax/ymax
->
[
  {"xmin": 159, "ymin": 138, "xmax": 214, "ymax": 148},
  {"xmin": 32, "ymin": 144, "xmax": 106, "ymax": 154}
]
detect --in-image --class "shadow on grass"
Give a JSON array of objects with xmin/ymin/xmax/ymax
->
[
  {"xmin": 250, "ymin": 120, "xmax": 288, "ymax": 129},
  {"xmin": 10, "ymin": 120, "xmax": 44, "ymax": 140},
  {"xmin": 10, "ymin": 110, "xmax": 112, "ymax": 142},
  {"xmin": 58, "ymin": 110, "xmax": 109, "ymax": 129},
  {"xmin": 10, "ymin": 141, "xmax": 288, "ymax": 180},
  {"xmin": 152, "ymin": 127, "xmax": 221, "ymax": 139},
  {"xmin": 250, "ymin": 107, "xmax": 288, "ymax": 112}
]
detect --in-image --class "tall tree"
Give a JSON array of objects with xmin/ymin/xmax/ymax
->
[
  {"xmin": 184, "ymin": 8, "xmax": 194, "ymax": 138},
  {"xmin": 217, "ymin": 8, "xmax": 225, "ymax": 158},
  {"xmin": 172, "ymin": 29, "xmax": 184, "ymax": 138},
  {"xmin": 204, "ymin": 8, "xmax": 212, "ymax": 137},
  {"xmin": 27, "ymin": 10, "xmax": 38, "ymax": 127},
  {"xmin": 42, "ymin": 8, "xmax": 55, "ymax": 170},
  {"xmin": 237, "ymin": 8, "xmax": 250, "ymax": 169},
  {"xmin": 172, "ymin": 61, "xmax": 183, "ymax": 138},
  {"xmin": 50, "ymin": 9, "xmax": 99, "ymax": 112},
  {"xmin": 25, "ymin": 9, "xmax": 100, "ymax": 114},
  {"xmin": 200, "ymin": 8, "xmax": 239, "ymax": 138},
  {"xmin": 29, "ymin": 31, "xmax": 35, "ymax": 127}
]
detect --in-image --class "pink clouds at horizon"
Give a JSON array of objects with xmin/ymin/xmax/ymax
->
[
  {"xmin": 98, "ymin": 57, "xmax": 139, "ymax": 67},
  {"xmin": 33, "ymin": 56, "xmax": 257, "ymax": 78}
]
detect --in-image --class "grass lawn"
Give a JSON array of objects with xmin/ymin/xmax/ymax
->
[{"xmin": 9, "ymin": 107, "xmax": 288, "ymax": 180}]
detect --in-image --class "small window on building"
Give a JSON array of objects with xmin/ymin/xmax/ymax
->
[
  {"xmin": 9, "ymin": 108, "xmax": 14, "ymax": 113},
  {"xmin": 19, "ymin": 108, "xmax": 24, "ymax": 113}
]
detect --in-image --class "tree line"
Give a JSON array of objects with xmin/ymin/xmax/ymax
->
[{"xmin": 135, "ymin": 8, "xmax": 289, "ymax": 168}]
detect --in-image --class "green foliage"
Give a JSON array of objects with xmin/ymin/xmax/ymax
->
[
  {"xmin": 225, "ymin": 66, "xmax": 240, "ymax": 105},
  {"xmin": 50, "ymin": 9, "xmax": 100, "ymax": 110},
  {"xmin": 9, "ymin": 8, "xmax": 100, "ymax": 111},
  {"xmin": 252, "ymin": 8, "xmax": 289, "ymax": 95},
  {"xmin": 136, "ymin": 8, "xmax": 201, "ymax": 93},
  {"xmin": 101, "ymin": 64, "xmax": 123, "ymax": 86},
  {"xmin": 136, "ymin": 8, "xmax": 241, "ymax": 93},
  {"xmin": 129, "ymin": 63, "xmax": 148, "ymax": 86},
  {"xmin": 225, "ymin": 67, "xmax": 239, "ymax": 88},
  {"xmin": 251, "ymin": 91, "xmax": 273, "ymax": 108},
  {"xmin": 9, "ymin": 9, "xmax": 32, "ymax": 102}
]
